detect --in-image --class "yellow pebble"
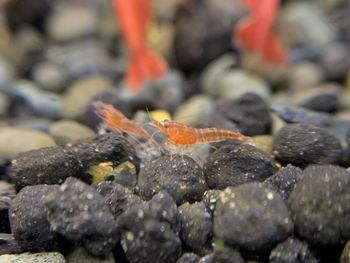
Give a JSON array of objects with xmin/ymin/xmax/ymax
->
[{"xmin": 149, "ymin": 110, "xmax": 172, "ymax": 122}]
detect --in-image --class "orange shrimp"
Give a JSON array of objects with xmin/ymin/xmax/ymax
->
[
  {"xmin": 95, "ymin": 102, "xmax": 151, "ymax": 139},
  {"xmin": 152, "ymin": 120, "xmax": 252, "ymax": 147}
]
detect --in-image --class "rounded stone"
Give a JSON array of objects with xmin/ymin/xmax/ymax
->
[
  {"xmin": 214, "ymin": 183, "xmax": 293, "ymax": 252},
  {"xmin": 273, "ymin": 124, "xmax": 342, "ymax": 166},
  {"xmin": 288, "ymin": 165, "xmax": 350, "ymax": 245}
]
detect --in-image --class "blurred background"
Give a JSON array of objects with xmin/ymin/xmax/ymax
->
[{"xmin": 0, "ymin": 0, "xmax": 349, "ymax": 158}]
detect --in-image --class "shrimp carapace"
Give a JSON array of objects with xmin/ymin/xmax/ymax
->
[
  {"xmin": 112, "ymin": 0, "xmax": 168, "ymax": 91},
  {"xmin": 95, "ymin": 102, "xmax": 151, "ymax": 139},
  {"xmin": 152, "ymin": 120, "xmax": 252, "ymax": 147}
]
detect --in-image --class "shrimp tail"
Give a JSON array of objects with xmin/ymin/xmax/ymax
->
[
  {"xmin": 196, "ymin": 128, "xmax": 252, "ymax": 144},
  {"xmin": 127, "ymin": 48, "xmax": 168, "ymax": 91}
]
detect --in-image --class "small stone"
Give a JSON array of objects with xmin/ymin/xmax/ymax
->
[
  {"xmin": 201, "ymin": 53, "xmax": 237, "ymax": 97},
  {"xmin": 47, "ymin": 4, "xmax": 98, "ymax": 42},
  {"xmin": 217, "ymin": 93, "xmax": 272, "ymax": 136},
  {"xmin": 174, "ymin": 95, "xmax": 215, "ymax": 127},
  {"xmin": 0, "ymin": 57, "xmax": 15, "ymax": 87},
  {"xmin": 263, "ymin": 164, "xmax": 303, "ymax": 200},
  {"xmin": 0, "ymin": 92, "xmax": 10, "ymax": 116},
  {"xmin": 118, "ymin": 203, "xmax": 182, "ymax": 263},
  {"xmin": 9, "ymin": 146, "xmax": 81, "ymax": 190},
  {"xmin": 287, "ymin": 62, "xmax": 324, "ymax": 90},
  {"xmin": 61, "ymin": 75, "xmax": 113, "ymax": 119},
  {"xmin": 204, "ymin": 144, "xmax": 277, "ymax": 189},
  {"xmin": 214, "ymin": 183, "xmax": 293, "ymax": 252},
  {"xmin": 271, "ymin": 105, "xmax": 350, "ymax": 144},
  {"xmin": 297, "ymin": 85, "xmax": 340, "ymax": 113},
  {"xmin": 9, "ymin": 185, "xmax": 59, "ymax": 250},
  {"xmin": 273, "ymin": 124, "xmax": 342, "ymax": 166},
  {"xmin": 217, "ymin": 70, "xmax": 271, "ymax": 101},
  {"xmin": 0, "ymin": 252, "xmax": 65, "ymax": 263},
  {"xmin": 269, "ymin": 237, "xmax": 318, "ymax": 263},
  {"xmin": 176, "ymin": 253, "xmax": 200, "ymax": 263},
  {"xmin": 0, "ymin": 234, "xmax": 24, "ymax": 254},
  {"xmin": 148, "ymin": 191, "xmax": 181, "ymax": 234},
  {"xmin": 90, "ymin": 161, "xmax": 137, "ymax": 187},
  {"xmin": 252, "ymin": 135, "xmax": 273, "ymax": 155},
  {"xmin": 65, "ymin": 247, "xmax": 115, "ymax": 263},
  {"xmin": 138, "ymin": 154, "xmax": 208, "ymax": 204},
  {"xmin": 10, "ymin": 80, "xmax": 62, "ymax": 119},
  {"xmin": 0, "ymin": 127, "xmax": 56, "ymax": 159},
  {"xmin": 198, "ymin": 247, "xmax": 244, "ymax": 263},
  {"xmin": 32, "ymin": 62, "xmax": 67, "ymax": 92},
  {"xmin": 95, "ymin": 181, "xmax": 143, "ymax": 220},
  {"xmin": 49, "ymin": 120, "xmax": 95, "ymax": 146},
  {"xmin": 288, "ymin": 165, "xmax": 350, "ymax": 245},
  {"xmin": 45, "ymin": 177, "xmax": 119, "ymax": 256},
  {"xmin": 178, "ymin": 202, "xmax": 212, "ymax": 254}
]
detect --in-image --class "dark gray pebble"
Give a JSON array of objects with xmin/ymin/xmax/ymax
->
[
  {"xmin": 198, "ymin": 247, "xmax": 244, "ymax": 263},
  {"xmin": 273, "ymin": 124, "xmax": 342, "ymax": 166},
  {"xmin": 45, "ymin": 177, "xmax": 119, "ymax": 256},
  {"xmin": 202, "ymin": 189, "xmax": 221, "ymax": 215},
  {"xmin": 217, "ymin": 93, "xmax": 272, "ymax": 136},
  {"xmin": 9, "ymin": 185, "xmax": 59, "ymax": 251},
  {"xmin": 271, "ymin": 105, "xmax": 350, "ymax": 145},
  {"xmin": 263, "ymin": 164, "xmax": 302, "ymax": 200},
  {"xmin": 204, "ymin": 144, "xmax": 277, "ymax": 189},
  {"xmin": 118, "ymin": 203, "xmax": 182, "ymax": 263},
  {"xmin": 9, "ymin": 147, "xmax": 81, "ymax": 190},
  {"xmin": 299, "ymin": 89, "xmax": 339, "ymax": 113},
  {"xmin": 148, "ymin": 191, "xmax": 181, "ymax": 234},
  {"xmin": 214, "ymin": 183, "xmax": 293, "ymax": 252},
  {"xmin": 269, "ymin": 237, "xmax": 318, "ymax": 263},
  {"xmin": 138, "ymin": 154, "xmax": 208, "ymax": 204},
  {"xmin": 10, "ymin": 133, "xmax": 138, "ymax": 190},
  {"xmin": 176, "ymin": 253, "xmax": 200, "ymax": 263},
  {"xmin": 288, "ymin": 165, "xmax": 350, "ymax": 245},
  {"xmin": 95, "ymin": 181, "xmax": 143, "ymax": 220},
  {"xmin": 0, "ymin": 233, "xmax": 24, "ymax": 254},
  {"xmin": 178, "ymin": 202, "xmax": 212, "ymax": 254}
]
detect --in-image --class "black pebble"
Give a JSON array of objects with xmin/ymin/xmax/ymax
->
[
  {"xmin": 45, "ymin": 177, "xmax": 119, "ymax": 256},
  {"xmin": 263, "ymin": 164, "xmax": 302, "ymax": 200},
  {"xmin": 10, "ymin": 133, "xmax": 138, "ymax": 190},
  {"xmin": 269, "ymin": 237, "xmax": 318, "ymax": 263},
  {"xmin": 118, "ymin": 200, "xmax": 182, "ymax": 263},
  {"xmin": 214, "ymin": 183, "xmax": 293, "ymax": 252},
  {"xmin": 299, "ymin": 91, "xmax": 339, "ymax": 113},
  {"xmin": 95, "ymin": 181, "xmax": 143, "ymax": 220},
  {"xmin": 9, "ymin": 185, "xmax": 59, "ymax": 251},
  {"xmin": 9, "ymin": 147, "xmax": 82, "ymax": 190},
  {"xmin": 217, "ymin": 93, "xmax": 272, "ymax": 136},
  {"xmin": 273, "ymin": 124, "xmax": 342, "ymax": 167},
  {"xmin": 138, "ymin": 154, "xmax": 208, "ymax": 204},
  {"xmin": 178, "ymin": 202, "xmax": 212, "ymax": 254},
  {"xmin": 176, "ymin": 253, "xmax": 200, "ymax": 263},
  {"xmin": 198, "ymin": 247, "xmax": 245, "ymax": 263},
  {"xmin": 288, "ymin": 165, "xmax": 350, "ymax": 245},
  {"xmin": 204, "ymin": 144, "xmax": 277, "ymax": 189}
]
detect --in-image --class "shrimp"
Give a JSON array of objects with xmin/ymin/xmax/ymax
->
[
  {"xmin": 152, "ymin": 120, "xmax": 252, "ymax": 147},
  {"xmin": 94, "ymin": 102, "xmax": 151, "ymax": 139}
]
